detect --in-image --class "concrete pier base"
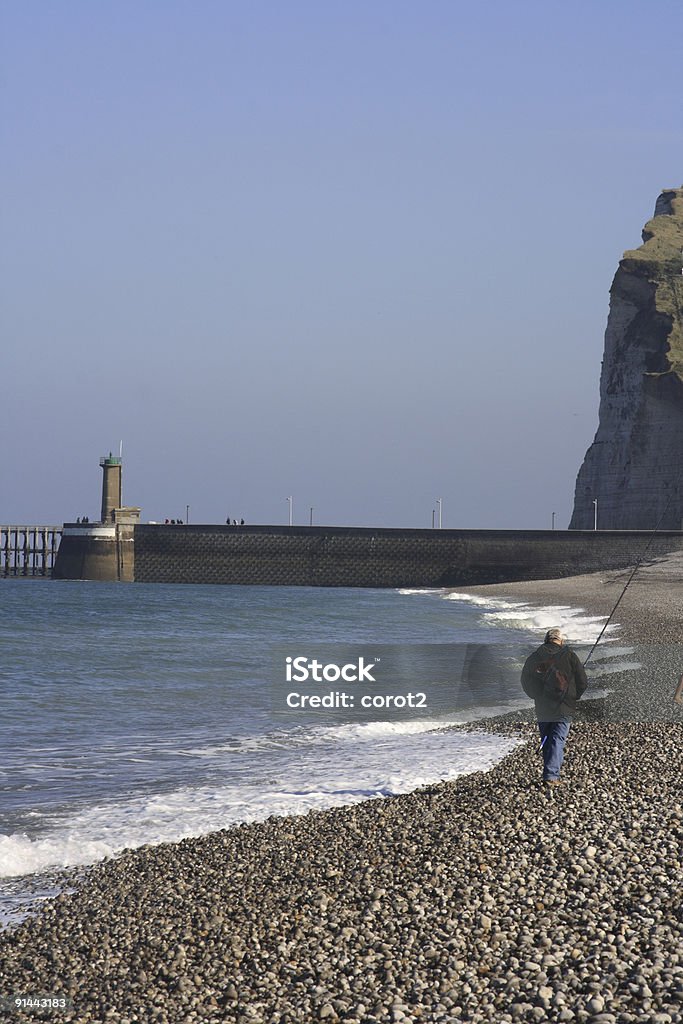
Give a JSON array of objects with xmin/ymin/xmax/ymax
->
[{"xmin": 53, "ymin": 524, "xmax": 135, "ymax": 582}]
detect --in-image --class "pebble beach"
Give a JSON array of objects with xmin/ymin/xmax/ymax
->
[{"xmin": 1, "ymin": 562, "xmax": 682, "ymax": 1024}]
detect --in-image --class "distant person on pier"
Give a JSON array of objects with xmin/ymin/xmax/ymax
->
[
  {"xmin": 240, "ymin": 518, "xmax": 245, "ymax": 526},
  {"xmin": 521, "ymin": 628, "xmax": 587, "ymax": 789}
]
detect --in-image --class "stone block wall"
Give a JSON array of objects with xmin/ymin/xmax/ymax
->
[{"xmin": 131, "ymin": 525, "xmax": 683, "ymax": 588}]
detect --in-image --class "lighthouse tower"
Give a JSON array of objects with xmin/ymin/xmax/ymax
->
[
  {"xmin": 100, "ymin": 453, "xmax": 122, "ymax": 523},
  {"xmin": 54, "ymin": 453, "xmax": 140, "ymax": 581}
]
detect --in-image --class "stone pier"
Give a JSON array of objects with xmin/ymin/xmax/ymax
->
[{"xmin": 52, "ymin": 522, "xmax": 683, "ymax": 586}]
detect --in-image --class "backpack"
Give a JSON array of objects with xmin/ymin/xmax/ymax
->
[{"xmin": 538, "ymin": 648, "xmax": 570, "ymax": 702}]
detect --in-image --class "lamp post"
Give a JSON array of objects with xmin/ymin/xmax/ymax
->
[
  {"xmin": 432, "ymin": 509, "xmax": 435, "ymax": 529},
  {"xmin": 286, "ymin": 496, "xmax": 293, "ymax": 526},
  {"xmin": 551, "ymin": 511, "xmax": 556, "ymax": 530},
  {"xmin": 186, "ymin": 505, "xmax": 190, "ymax": 525},
  {"xmin": 436, "ymin": 498, "xmax": 443, "ymax": 529},
  {"xmin": 309, "ymin": 507, "xmax": 314, "ymax": 527},
  {"xmin": 593, "ymin": 498, "xmax": 598, "ymax": 531}
]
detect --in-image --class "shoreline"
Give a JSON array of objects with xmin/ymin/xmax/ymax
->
[
  {"xmin": 451, "ymin": 558, "xmax": 683, "ymax": 730},
  {"xmin": 1, "ymin": 565, "xmax": 682, "ymax": 1022},
  {"xmin": 1, "ymin": 720, "xmax": 680, "ymax": 1023},
  {"xmin": 451, "ymin": 552, "xmax": 683, "ymax": 643}
]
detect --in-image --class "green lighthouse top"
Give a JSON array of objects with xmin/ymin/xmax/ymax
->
[{"xmin": 100, "ymin": 453, "xmax": 122, "ymax": 467}]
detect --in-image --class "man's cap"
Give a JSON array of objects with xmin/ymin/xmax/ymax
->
[{"xmin": 545, "ymin": 628, "xmax": 565, "ymax": 644}]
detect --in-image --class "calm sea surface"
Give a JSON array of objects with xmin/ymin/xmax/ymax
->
[{"xmin": 0, "ymin": 579, "xmax": 617, "ymax": 924}]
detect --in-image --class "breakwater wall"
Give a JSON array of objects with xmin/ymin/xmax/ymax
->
[{"xmin": 53, "ymin": 523, "xmax": 683, "ymax": 587}]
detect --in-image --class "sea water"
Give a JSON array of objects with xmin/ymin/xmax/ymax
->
[{"xmin": 0, "ymin": 580, "xmax": 621, "ymax": 925}]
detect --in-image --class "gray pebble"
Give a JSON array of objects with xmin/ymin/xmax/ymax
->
[{"xmin": 0, "ymin": 718, "xmax": 680, "ymax": 1024}]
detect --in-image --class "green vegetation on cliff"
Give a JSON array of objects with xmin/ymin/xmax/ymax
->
[{"xmin": 621, "ymin": 186, "xmax": 683, "ymax": 376}]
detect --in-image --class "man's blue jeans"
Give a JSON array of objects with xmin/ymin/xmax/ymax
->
[{"xmin": 538, "ymin": 719, "xmax": 571, "ymax": 780}]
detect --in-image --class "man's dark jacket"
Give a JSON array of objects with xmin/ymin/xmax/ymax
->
[{"xmin": 521, "ymin": 641, "xmax": 588, "ymax": 721}]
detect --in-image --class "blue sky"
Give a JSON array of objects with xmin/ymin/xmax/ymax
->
[{"xmin": 2, "ymin": 1, "xmax": 682, "ymax": 527}]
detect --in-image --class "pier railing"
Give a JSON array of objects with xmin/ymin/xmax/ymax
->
[{"xmin": 1, "ymin": 526, "xmax": 63, "ymax": 577}]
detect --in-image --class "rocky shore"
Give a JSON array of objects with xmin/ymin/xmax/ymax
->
[{"xmin": 1, "ymin": 566, "xmax": 682, "ymax": 1024}]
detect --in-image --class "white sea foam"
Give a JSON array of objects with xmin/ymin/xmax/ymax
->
[
  {"xmin": 397, "ymin": 588, "xmax": 445, "ymax": 596},
  {"xmin": 0, "ymin": 834, "xmax": 115, "ymax": 879},
  {"xmin": 0, "ymin": 728, "xmax": 522, "ymax": 879},
  {"xmin": 307, "ymin": 717, "xmax": 466, "ymax": 742},
  {"xmin": 445, "ymin": 593, "xmax": 614, "ymax": 645},
  {"xmin": 182, "ymin": 716, "xmax": 470, "ymax": 758},
  {"xmin": 161, "ymin": 707, "xmax": 539, "ymax": 763},
  {"xmin": 444, "ymin": 594, "xmax": 531, "ymax": 610}
]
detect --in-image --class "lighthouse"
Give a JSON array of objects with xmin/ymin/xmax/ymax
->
[
  {"xmin": 100, "ymin": 453, "xmax": 122, "ymax": 523},
  {"xmin": 54, "ymin": 453, "xmax": 140, "ymax": 581}
]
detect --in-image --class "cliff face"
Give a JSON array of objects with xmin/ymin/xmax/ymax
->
[{"xmin": 570, "ymin": 186, "xmax": 683, "ymax": 529}]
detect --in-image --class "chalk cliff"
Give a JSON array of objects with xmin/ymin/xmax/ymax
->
[{"xmin": 570, "ymin": 186, "xmax": 683, "ymax": 529}]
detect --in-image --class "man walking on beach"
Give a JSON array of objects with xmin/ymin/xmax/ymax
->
[{"xmin": 521, "ymin": 628, "xmax": 587, "ymax": 788}]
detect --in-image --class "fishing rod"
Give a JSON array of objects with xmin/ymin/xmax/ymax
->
[
  {"xmin": 583, "ymin": 272, "xmax": 683, "ymax": 667},
  {"xmin": 582, "ymin": 471, "xmax": 682, "ymax": 669},
  {"xmin": 535, "ymin": 480, "xmax": 681, "ymax": 755}
]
